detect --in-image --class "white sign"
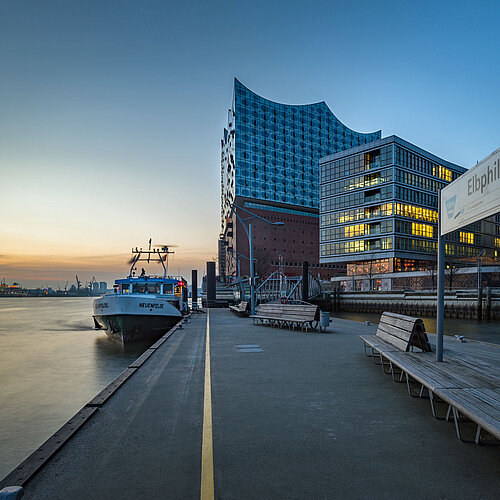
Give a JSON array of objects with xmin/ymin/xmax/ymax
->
[{"xmin": 441, "ymin": 147, "xmax": 500, "ymax": 235}]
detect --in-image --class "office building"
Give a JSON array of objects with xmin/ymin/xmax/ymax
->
[
  {"xmin": 319, "ymin": 136, "xmax": 500, "ymax": 290},
  {"xmin": 220, "ymin": 79, "xmax": 381, "ymax": 279}
]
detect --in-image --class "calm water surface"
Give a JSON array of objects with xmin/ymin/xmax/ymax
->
[
  {"xmin": 0, "ymin": 297, "xmax": 150, "ymax": 479},
  {"xmin": 333, "ymin": 312, "xmax": 500, "ymax": 344}
]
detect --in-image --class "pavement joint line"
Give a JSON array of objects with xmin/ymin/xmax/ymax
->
[{"xmin": 200, "ymin": 309, "xmax": 214, "ymax": 500}]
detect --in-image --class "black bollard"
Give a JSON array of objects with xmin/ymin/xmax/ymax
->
[
  {"xmin": 191, "ymin": 270, "xmax": 198, "ymax": 310},
  {"xmin": 206, "ymin": 262, "xmax": 216, "ymax": 307}
]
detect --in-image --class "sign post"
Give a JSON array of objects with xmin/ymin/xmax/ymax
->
[{"xmin": 437, "ymin": 147, "xmax": 500, "ymax": 361}]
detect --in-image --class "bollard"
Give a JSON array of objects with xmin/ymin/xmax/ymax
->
[
  {"xmin": 191, "ymin": 270, "xmax": 198, "ymax": 311},
  {"xmin": 206, "ymin": 262, "xmax": 216, "ymax": 307}
]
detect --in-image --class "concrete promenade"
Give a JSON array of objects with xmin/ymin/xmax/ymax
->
[{"xmin": 15, "ymin": 310, "xmax": 500, "ymax": 498}]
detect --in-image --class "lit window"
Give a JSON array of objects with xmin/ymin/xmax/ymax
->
[
  {"xmin": 412, "ymin": 223, "xmax": 433, "ymax": 238},
  {"xmin": 433, "ymin": 165, "xmax": 452, "ymax": 182},
  {"xmin": 460, "ymin": 232, "xmax": 474, "ymax": 244}
]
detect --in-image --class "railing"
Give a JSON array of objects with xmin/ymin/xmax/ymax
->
[{"xmin": 254, "ymin": 271, "xmax": 321, "ymax": 304}]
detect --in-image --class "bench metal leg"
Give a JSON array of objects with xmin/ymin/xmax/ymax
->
[
  {"xmin": 372, "ymin": 351, "xmax": 383, "ymax": 366},
  {"xmin": 429, "ymin": 392, "xmax": 451, "ymax": 420},
  {"xmin": 405, "ymin": 372, "xmax": 427, "ymax": 398},
  {"xmin": 363, "ymin": 342, "xmax": 373, "ymax": 357},
  {"xmin": 450, "ymin": 408, "xmax": 499, "ymax": 445},
  {"xmin": 381, "ymin": 356, "xmax": 392, "ymax": 375},
  {"xmin": 389, "ymin": 362, "xmax": 405, "ymax": 383}
]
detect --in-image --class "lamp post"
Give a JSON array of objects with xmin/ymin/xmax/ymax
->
[
  {"xmin": 227, "ymin": 247, "xmax": 251, "ymax": 300},
  {"xmin": 230, "ymin": 204, "xmax": 284, "ymax": 316}
]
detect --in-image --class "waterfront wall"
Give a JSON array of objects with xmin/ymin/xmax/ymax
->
[{"xmin": 315, "ymin": 289, "xmax": 500, "ymax": 320}]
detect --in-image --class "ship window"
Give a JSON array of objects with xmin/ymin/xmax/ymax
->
[
  {"xmin": 163, "ymin": 284, "xmax": 174, "ymax": 294},
  {"xmin": 121, "ymin": 284, "xmax": 130, "ymax": 294},
  {"xmin": 132, "ymin": 283, "xmax": 160, "ymax": 294},
  {"xmin": 146, "ymin": 283, "xmax": 161, "ymax": 294}
]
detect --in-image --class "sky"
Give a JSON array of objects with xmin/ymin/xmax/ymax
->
[{"xmin": 1, "ymin": 0, "xmax": 499, "ymax": 288}]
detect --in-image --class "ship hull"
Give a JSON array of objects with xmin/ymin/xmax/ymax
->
[
  {"xmin": 93, "ymin": 313, "xmax": 180, "ymax": 343},
  {"xmin": 93, "ymin": 294, "xmax": 182, "ymax": 344}
]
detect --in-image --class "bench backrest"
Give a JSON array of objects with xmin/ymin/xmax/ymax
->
[
  {"xmin": 255, "ymin": 303, "xmax": 319, "ymax": 321},
  {"xmin": 376, "ymin": 312, "xmax": 431, "ymax": 352}
]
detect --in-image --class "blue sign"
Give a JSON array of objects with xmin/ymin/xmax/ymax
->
[{"xmin": 445, "ymin": 195, "xmax": 456, "ymax": 219}]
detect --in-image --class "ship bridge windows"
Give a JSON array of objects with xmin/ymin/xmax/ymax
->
[
  {"xmin": 163, "ymin": 283, "xmax": 174, "ymax": 295},
  {"xmin": 120, "ymin": 284, "xmax": 130, "ymax": 294},
  {"xmin": 132, "ymin": 283, "xmax": 161, "ymax": 294}
]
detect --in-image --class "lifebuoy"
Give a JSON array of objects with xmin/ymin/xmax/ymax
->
[{"xmin": 280, "ymin": 296, "xmax": 288, "ymax": 304}]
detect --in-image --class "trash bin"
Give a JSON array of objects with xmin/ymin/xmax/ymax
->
[{"xmin": 319, "ymin": 311, "xmax": 330, "ymax": 333}]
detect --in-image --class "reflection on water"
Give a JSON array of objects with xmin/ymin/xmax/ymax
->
[
  {"xmin": 0, "ymin": 297, "xmax": 149, "ymax": 480},
  {"xmin": 333, "ymin": 312, "xmax": 500, "ymax": 344}
]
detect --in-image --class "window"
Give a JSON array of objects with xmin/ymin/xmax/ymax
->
[
  {"xmin": 163, "ymin": 283, "xmax": 174, "ymax": 294},
  {"xmin": 433, "ymin": 165, "xmax": 452, "ymax": 182},
  {"xmin": 132, "ymin": 283, "xmax": 160, "ymax": 294},
  {"xmin": 460, "ymin": 232, "xmax": 474, "ymax": 244},
  {"xmin": 412, "ymin": 223, "xmax": 434, "ymax": 238}
]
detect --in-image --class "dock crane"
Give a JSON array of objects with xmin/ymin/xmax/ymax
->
[{"xmin": 75, "ymin": 275, "xmax": 81, "ymax": 290}]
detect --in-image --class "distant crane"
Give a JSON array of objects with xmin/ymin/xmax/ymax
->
[
  {"xmin": 64, "ymin": 281, "xmax": 68, "ymax": 292},
  {"xmin": 75, "ymin": 275, "xmax": 81, "ymax": 290},
  {"xmin": 89, "ymin": 276, "xmax": 98, "ymax": 293}
]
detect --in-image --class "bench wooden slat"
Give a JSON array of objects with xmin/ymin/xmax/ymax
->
[
  {"xmin": 251, "ymin": 303, "xmax": 319, "ymax": 331},
  {"xmin": 435, "ymin": 388, "xmax": 500, "ymax": 440},
  {"xmin": 361, "ymin": 312, "xmax": 499, "ymax": 444},
  {"xmin": 359, "ymin": 335, "xmax": 403, "ymax": 353},
  {"xmin": 376, "ymin": 331, "xmax": 410, "ymax": 351},
  {"xmin": 377, "ymin": 322, "xmax": 412, "ymax": 342}
]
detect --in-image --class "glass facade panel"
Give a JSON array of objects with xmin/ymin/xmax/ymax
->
[
  {"xmin": 221, "ymin": 79, "xmax": 381, "ymax": 230},
  {"xmin": 318, "ymin": 136, "xmax": 484, "ymax": 266}
]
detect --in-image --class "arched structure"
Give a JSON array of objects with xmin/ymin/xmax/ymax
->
[{"xmin": 220, "ymin": 79, "xmax": 381, "ymax": 279}]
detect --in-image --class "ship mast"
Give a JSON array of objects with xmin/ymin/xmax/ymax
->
[{"xmin": 128, "ymin": 241, "xmax": 175, "ymax": 278}]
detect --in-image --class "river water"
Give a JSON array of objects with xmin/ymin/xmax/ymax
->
[
  {"xmin": 0, "ymin": 297, "xmax": 150, "ymax": 480},
  {"xmin": 333, "ymin": 312, "xmax": 500, "ymax": 344}
]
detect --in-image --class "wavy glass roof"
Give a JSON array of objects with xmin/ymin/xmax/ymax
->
[{"xmin": 221, "ymin": 79, "xmax": 381, "ymax": 226}]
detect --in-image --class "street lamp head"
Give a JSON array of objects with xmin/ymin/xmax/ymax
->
[{"xmin": 273, "ymin": 222, "xmax": 285, "ymax": 226}]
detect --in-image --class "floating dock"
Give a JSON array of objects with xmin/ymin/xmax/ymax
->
[{"xmin": 1, "ymin": 310, "xmax": 499, "ymax": 499}]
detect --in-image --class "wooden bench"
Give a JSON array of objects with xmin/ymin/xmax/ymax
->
[
  {"xmin": 360, "ymin": 311, "xmax": 432, "ymax": 359},
  {"xmin": 228, "ymin": 301, "xmax": 249, "ymax": 315},
  {"xmin": 250, "ymin": 303, "xmax": 319, "ymax": 331},
  {"xmin": 360, "ymin": 312, "xmax": 500, "ymax": 445}
]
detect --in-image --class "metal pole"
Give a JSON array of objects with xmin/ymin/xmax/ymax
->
[
  {"xmin": 436, "ymin": 194, "xmax": 445, "ymax": 362},
  {"xmin": 302, "ymin": 261, "xmax": 309, "ymax": 302},
  {"xmin": 477, "ymin": 256, "xmax": 483, "ymax": 320},
  {"xmin": 249, "ymin": 223, "xmax": 255, "ymax": 316}
]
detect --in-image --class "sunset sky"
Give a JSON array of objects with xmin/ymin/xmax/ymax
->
[{"xmin": 1, "ymin": 1, "xmax": 499, "ymax": 288}]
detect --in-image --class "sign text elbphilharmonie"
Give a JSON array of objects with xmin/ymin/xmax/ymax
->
[{"xmin": 441, "ymin": 147, "xmax": 500, "ymax": 235}]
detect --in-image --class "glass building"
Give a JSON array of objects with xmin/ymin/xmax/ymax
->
[
  {"xmin": 220, "ymin": 79, "xmax": 381, "ymax": 278},
  {"xmin": 319, "ymin": 136, "xmax": 500, "ymax": 289}
]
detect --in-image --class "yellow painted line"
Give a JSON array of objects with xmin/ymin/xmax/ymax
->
[{"xmin": 201, "ymin": 309, "xmax": 214, "ymax": 500}]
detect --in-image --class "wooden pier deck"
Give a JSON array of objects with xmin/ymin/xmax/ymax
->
[{"xmin": 1, "ymin": 310, "xmax": 499, "ymax": 499}]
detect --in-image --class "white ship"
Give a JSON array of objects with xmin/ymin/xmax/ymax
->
[{"xmin": 93, "ymin": 243, "xmax": 188, "ymax": 343}]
